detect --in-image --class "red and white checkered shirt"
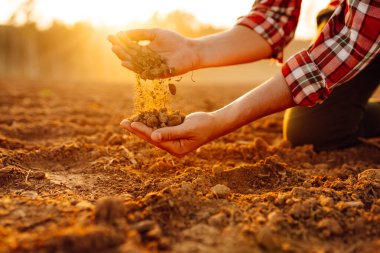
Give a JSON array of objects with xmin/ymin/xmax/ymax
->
[{"xmin": 237, "ymin": 0, "xmax": 380, "ymax": 106}]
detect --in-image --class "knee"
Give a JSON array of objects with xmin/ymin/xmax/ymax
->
[{"xmin": 283, "ymin": 108, "xmax": 359, "ymax": 151}]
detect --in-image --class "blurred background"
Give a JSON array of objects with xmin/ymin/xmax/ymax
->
[{"xmin": 0, "ymin": 0, "xmax": 331, "ymax": 85}]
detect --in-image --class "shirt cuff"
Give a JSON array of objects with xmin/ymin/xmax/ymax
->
[
  {"xmin": 237, "ymin": 14, "xmax": 285, "ymax": 62},
  {"xmin": 282, "ymin": 50, "xmax": 332, "ymax": 106}
]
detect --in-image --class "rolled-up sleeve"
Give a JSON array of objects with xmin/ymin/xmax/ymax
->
[
  {"xmin": 282, "ymin": 0, "xmax": 380, "ymax": 106},
  {"xmin": 236, "ymin": 0, "xmax": 301, "ymax": 62}
]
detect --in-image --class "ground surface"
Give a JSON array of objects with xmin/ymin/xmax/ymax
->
[{"xmin": 1, "ymin": 80, "xmax": 380, "ymax": 253}]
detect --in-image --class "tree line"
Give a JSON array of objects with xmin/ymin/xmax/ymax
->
[{"xmin": 0, "ymin": 11, "xmax": 223, "ymax": 82}]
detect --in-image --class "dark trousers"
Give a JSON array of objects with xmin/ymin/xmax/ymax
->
[{"xmin": 283, "ymin": 56, "xmax": 380, "ymax": 151}]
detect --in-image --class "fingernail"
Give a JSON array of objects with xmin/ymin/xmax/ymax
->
[
  {"xmin": 152, "ymin": 132, "xmax": 162, "ymax": 141},
  {"xmin": 120, "ymin": 119, "xmax": 129, "ymax": 127}
]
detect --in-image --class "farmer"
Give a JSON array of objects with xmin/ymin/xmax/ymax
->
[{"xmin": 110, "ymin": 0, "xmax": 380, "ymax": 157}]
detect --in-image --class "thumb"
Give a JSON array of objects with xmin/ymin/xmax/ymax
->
[
  {"xmin": 125, "ymin": 29, "xmax": 157, "ymax": 41},
  {"xmin": 151, "ymin": 126, "xmax": 185, "ymax": 142}
]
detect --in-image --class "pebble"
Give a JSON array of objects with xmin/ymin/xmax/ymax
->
[
  {"xmin": 208, "ymin": 212, "xmax": 228, "ymax": 227},
  {"xmin": 75, "ymin": 200, "xmax": 94, "ymax": 210},
  {"xmin": 21, "ymin": 191, "xmax": 38, "ymax": 199},
  {"xmin": 146, "ymin": 116, "xmax": 159, "ymax": 128},
  {"xmin": 94, "ymin": 197, "xmax": 126, "ymax": 226},
  {"xmin": 211, "ymin": 184, "xmax": 231, "ymax": 198},
  {"xmin": 319, "ymin": 196, "xmax": 334, "ymax": 207},
  {"xmin": 131, "ymin": 220, "xmax": 155, "ymax": 232},
  {"xmin": 146, "ymin": 224, "xmax": 162, "ymax": 239},
  {"xmin": 30, "ymin": 171, "xmax": 46, "ymax": 179},
  {"xmin": 358, "ymin": 169, "xmax": 380, "ymax": 181},
  {"xmin": 253, "ymin": 137, "xmax": 269, "ymax": 150},
  {"xmin": 211, "ymin": 164, "xmax": 224, "ymax": 177},
  {"xmin": 167, "ymin": 115, "xmax": 182, "ymax": 126},
  {"xmin": 317, "ymin": 218, "xmax": 342, "ymax": 236}
]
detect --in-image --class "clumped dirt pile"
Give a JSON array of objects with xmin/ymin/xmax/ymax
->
[
  {"xmin": 124, "ymin": 39, "xmax": 184, "ymax": 129},
  {"xmin": 130, "ymin": 108, "xmax": 185, "ymax": 129},
  {"xmin": 1, "ymin": 80, "xmax": 380, "ymax": 253}
]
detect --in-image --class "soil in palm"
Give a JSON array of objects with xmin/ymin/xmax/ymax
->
[{"xmin": 124, "ymin": 39, "xmax": 184, "ymax": 129}]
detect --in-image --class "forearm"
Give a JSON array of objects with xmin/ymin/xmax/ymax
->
[
  {"xmin": 210, "ymin": 72, "xmax": 295, "ymax": 138},
  {"xmin": 190, "ymin": 25, "xmax": 272, "ymax": 69}
]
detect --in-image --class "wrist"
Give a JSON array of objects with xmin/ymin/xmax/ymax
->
[{"xmin": 187, "ymin": 38, "xmax": 203, "ymax": 70}]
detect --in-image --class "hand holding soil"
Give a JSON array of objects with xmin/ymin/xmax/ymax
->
[
  {"xmin": 109, "ymin": 29, "xmax": 189, "ymax": 130},
  {"xmin": 120, "ymin": 112, "xmax": 217, "ymax": 157},
  {"xmin": 108, "ymin": 28, "xmax": 198, "ymax": 77}
]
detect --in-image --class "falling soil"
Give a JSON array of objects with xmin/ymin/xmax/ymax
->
[
  {"xmin": 1, "ymin": 80, "xmax": 380, "ymax": 253},
  {"xmin": 125, "ymin": 39, "xmax": 184, "ymax": 128}
]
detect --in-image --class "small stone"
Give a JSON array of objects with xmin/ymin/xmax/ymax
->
[
  {"xmin": 336, "ymin": 201, "xmax": 364, "ymax": 210},
  {"xmin": 331, "ymin": 181, "xmax": 346, "ymax": 189},
  {"xmin": 317, "ymin": 218, "xmax": 342, "ymax": 236},
  {"xmin": 76, "ymin": 200, "xmax": 94, "ymax": 210},
  {"xmin": 267, "ymin": 211, "xmax": 283, "ymax": 225},
  {"xmin": 168, "ymin": 83, "xmax": 176, "ymax": 95},
  {"xmin": 95, "ymin": 197, "xmax": 126, "ymax": 227},
  {"xmin": 358, "ymin": 169, "xmax": 380, "ymax": 181},
  {"xmin": 211, "ymin": 184, "xmax": 231, "ymax": 198},
  {"xmin": 253, "ymin": 137, "xmax": 269, "ymax": 150},
  {"xmin": 256, "ymin": 226, "xmax": 278, "ymax": 250},
  {"xmin": 289, "ymin": 203, "xmax": 308, "ymax": 219},
  {"xmin": 132, "ymin": 220, "xmax": 155, "ymax": 232},
  {"xmin": 30, "ymin": 171, "xmax": 46, "ymax": 179},
  {"xmin": 290, "ymin": 187, "xmax": 310, "ymax": 199},
  {"xmin": 21, "ymin": 191, "xmax": 38, "ymax": 199},
  {"xmin": 158, "ymin": 112, "xmax": 168, "ymax": 123},
  {"xmin": 146, "ymin": 225, "xmax": 162, "ymax": 239},
  {"xmin": 319, "ymin": 196, "xmax": 334, "ymax": 207},
  {"xmin": 12, "ymin": 209, "xmax": 26, "ymax": 219},
  {"xmin": 181, "ymin": 181, "xmax": 193, "ymax": 193},
  {"xmin": 117, "ymin": 193, "xmax": 134, "ymax": 200},
  {"xmin": 208, "ymin": 212, "xmax": 228, "ymax": 228},
  {"xmin": 302, "ymin": 181, "xmax": 312, "ymax": 188},
  {"xmin": 167, "ymin": 114, "xmax": 182, "ymax": 127},
  {"xmin": 146, "ymin": 116, "xmax": 159, "ymax": 128},
  {"xmin": 212, "ymin": 165, "xmax": 224, "ymax": 177}
]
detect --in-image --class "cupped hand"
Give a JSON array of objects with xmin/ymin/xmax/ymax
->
[
  {"xmin": 108, "ymin": 28, "xmax": 198, "ymax": 77},
  {"xmin": 120, "ymin": 112, "xmax": 217, "ymax": 157}
]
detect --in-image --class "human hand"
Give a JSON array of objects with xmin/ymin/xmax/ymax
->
[
  {"xmin": 108, "ymin": 28, "xmax": 198, "ymax": 77},
  {"xmin": 120, "ymin": 112, "xmax": 217, "ymax": 157}
]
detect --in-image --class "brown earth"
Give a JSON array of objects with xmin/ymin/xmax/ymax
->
[{"xmin": 0, "ymin": 80, "xmax": 380, "ymax": 253}]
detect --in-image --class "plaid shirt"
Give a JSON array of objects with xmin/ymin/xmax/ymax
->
[{"xmin": 237, "ymin": 0, "xmax": 380, "ymax": 106}]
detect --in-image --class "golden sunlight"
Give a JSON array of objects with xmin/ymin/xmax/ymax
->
[{"xmin": 0, "ymin": 0, "xmax": 331, "ymax": 39}]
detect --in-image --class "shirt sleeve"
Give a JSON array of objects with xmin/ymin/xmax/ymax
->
[
  {"xmin": 282, "ymin": 0, "xmax": 380, "ymax": 106},
  {"xmin": 236, "ymin": 0, "xmax": 302, "ymax": 62}
]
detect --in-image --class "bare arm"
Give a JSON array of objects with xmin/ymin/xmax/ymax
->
[
  {"xmin": 209, "ymin": 72, "xmax": 295, "ymax": 139},
  {"xmin": 109, "ymin": 25, "xmax": 272, "ymax": 76},
  {"xmin": 190, "ymin": 25, "xmax": 273, "ymax": 69}
]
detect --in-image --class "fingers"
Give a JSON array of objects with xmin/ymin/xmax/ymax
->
[
  {"xmin": 120, "ymin": 120, "xmax": 161, "ymax": 147},
  {"xmin": 121, "ymin": 61, "xmax": 133, "ymax": 70},
  {"xmin": 107, "ymin": 35, "xmax": 125, "ymax": 48},
  {"xmin": 124, "ymin": 29, "xmax": 157, "ymax": 41},
  {"xmin": 118, "ymin": 32, "xmax": 141, "ymax": 51},
  {"xmin": 111, "ymin": 46, "xmax": 131, "ymax": 61},
  {"xmin": 120, "ymin": 119, "xmax": 187, "ymax": 157},
  {"xmin": 151, "ymin": 125, "xmax": 186, "ymax": 142}
]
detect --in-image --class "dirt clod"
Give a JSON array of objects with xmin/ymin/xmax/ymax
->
[
  {"xmin": 130, "ymin": 109, "xmax": 185, "ymax": 129},
  {"xmin": 95, "ymin": 197, "xmax": 126, "ymax": 228},
  {"xmin": 211, "ymin": 184, "xmax": 231, "ymax": 198}
]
